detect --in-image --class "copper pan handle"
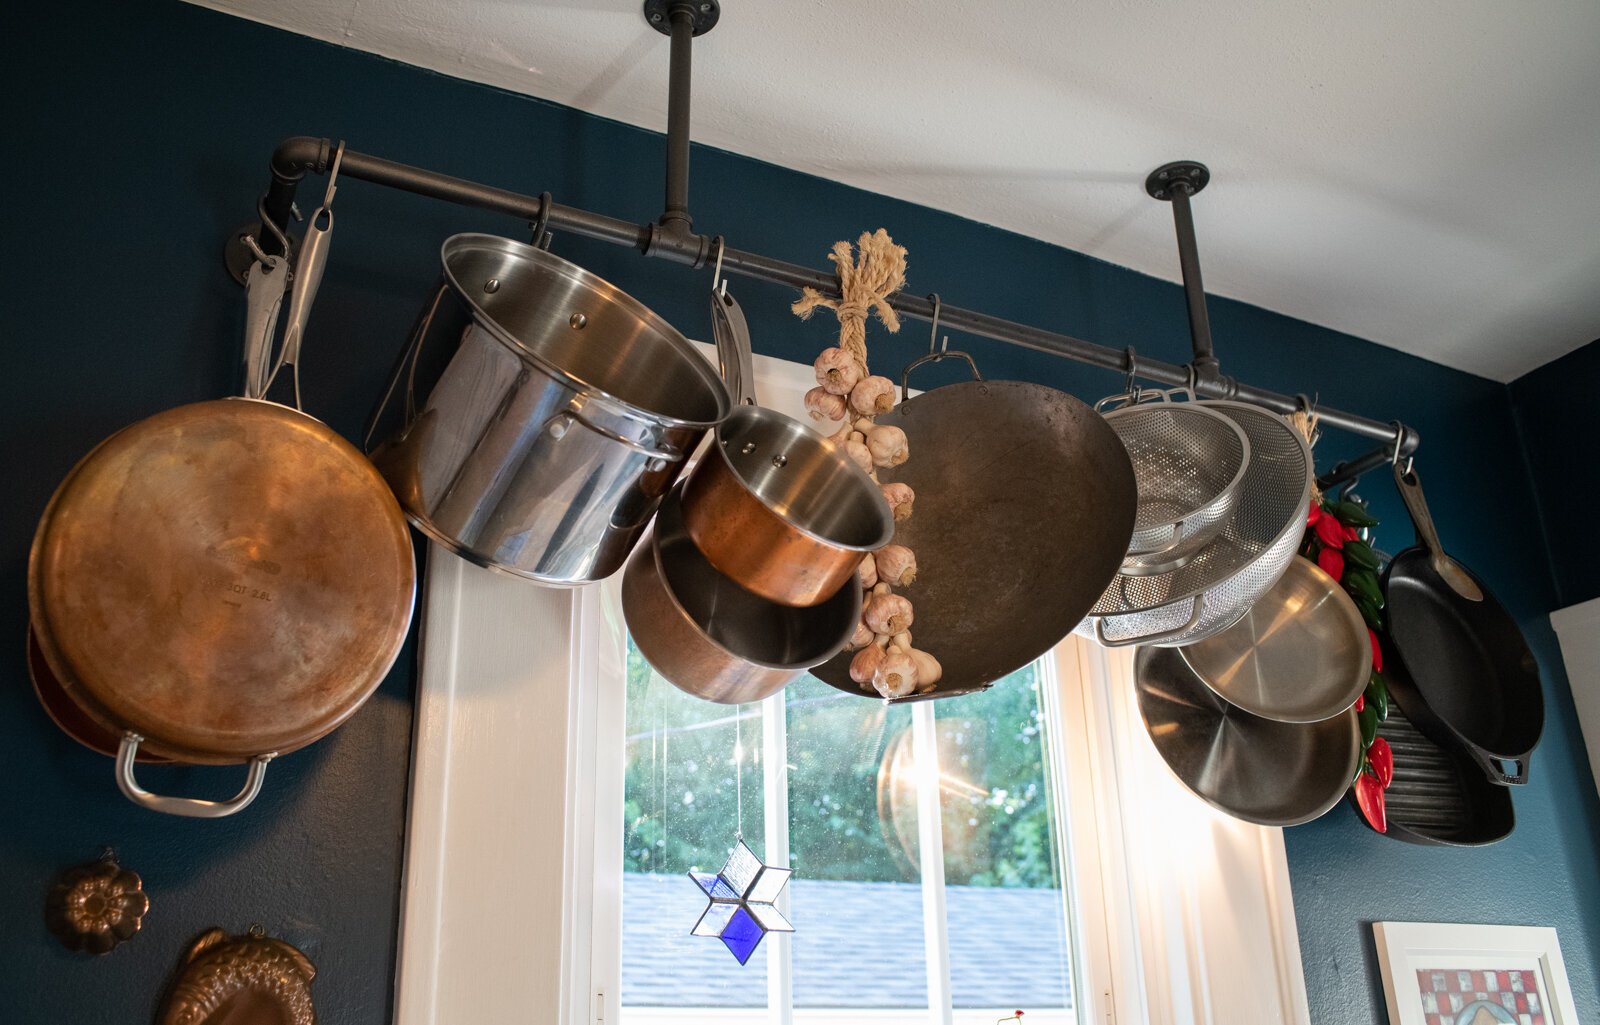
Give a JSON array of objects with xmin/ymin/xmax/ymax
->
[{"xmin": 116, "ymin": 735, "xmax": 274, "ymax": 818}]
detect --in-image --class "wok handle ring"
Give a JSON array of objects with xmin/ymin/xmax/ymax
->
[
  {"xmin": 116, "ymin": 735, "xmax": 275, "ymax": 818},
  {"xmin": 1468, "ymin": 747, "xmax": 1530, "ymax": 787},
  {"xmin": 899, "ymin": 350, "xmax": 983, "ymax": 404},
  {"xmin": 546, "ymin": 409, "xmax": 681, "ymax": 465},
  {"xmin": 1091, "ymin": 594, "xmax": 1206, "ymax": 648}
]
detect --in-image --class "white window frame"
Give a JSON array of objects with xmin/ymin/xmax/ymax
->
[{"xmin": 391, "ymin": 348, "xmax": 1312, "ymax": 1025}]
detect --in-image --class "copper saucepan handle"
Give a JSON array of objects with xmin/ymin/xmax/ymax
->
[{"xmin": 116, "ymin": 735, "xmax": 274, "ymax": 818}]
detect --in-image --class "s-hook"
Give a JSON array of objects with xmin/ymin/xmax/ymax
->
[
  {"xmin": 710, "ymin": 235, "xmax": 728, "ymax": 298},
  {"xmin": 925, "ymin": 293, "xmax": 950, "ymax": 357},
  {"xmin": 531, "ymin": 191, "xmax": 554, "ymax": 250},
  {"xmin": 1389, "ymin": 421, "xmax": 1413, "ymax": 476}
]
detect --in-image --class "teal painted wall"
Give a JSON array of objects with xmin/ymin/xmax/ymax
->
[
  {"xmin": 1, "ymin": 2, "xmax": 1595, "ymax": 1021},
  {"xmin": 1510, "ymin": 338, "xmax": 1600, "ymax": 608}
]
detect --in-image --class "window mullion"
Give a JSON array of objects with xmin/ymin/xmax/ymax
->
[
  {"xmin": 762, "ymin": 692, "xmax": 793, "ymax": 1025},
  {"xmin": 912, "ymin": 701, "xmax": 955, "ymax": 1025}
]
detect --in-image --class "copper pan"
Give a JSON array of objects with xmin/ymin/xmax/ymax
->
[
  {"xmin": 27, "ymin": 625, "xmax": 169, "ymax": 764},
  {"xmin": 28, "ymin": 398, "xmax": 416, "ymax": 818},
  {"xmin": 623, "ymin": 487, "xmax": 861, "ymax": 704},
  {"xmin": 678, "ymin": 286, "xmax": 892, "ymax": 607}
]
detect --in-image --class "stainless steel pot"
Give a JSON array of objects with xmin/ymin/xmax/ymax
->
[
  {"xmin": 623, "ymin": 487, "xmax": 862, "ymax": 704},
  {"xmin": 367, "ymin": 234, "xmax": 732, "ymax": 585}
]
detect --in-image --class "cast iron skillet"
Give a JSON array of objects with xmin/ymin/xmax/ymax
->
[{"xmin": 1381, "ymin": 464, "xmax": 1542, "ymax": 786}]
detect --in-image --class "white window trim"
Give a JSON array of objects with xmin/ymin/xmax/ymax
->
[{"xmin": 392, "ymin": 348, "xmax": 1312, "ymax": 1025}]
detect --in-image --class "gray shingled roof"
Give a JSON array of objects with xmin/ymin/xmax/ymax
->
[{"xmin": 622, "ymin": 873, "xmax": 1073, "ymax": 1010}]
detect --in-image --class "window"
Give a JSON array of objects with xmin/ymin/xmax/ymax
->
[
  {"xmin": 391, "ymin": 347, "xmax": 1313, "ymax": 1025},
  {"xmin": 620, "ymin": 648, "xmax": 1078, "ymax": 1024}
]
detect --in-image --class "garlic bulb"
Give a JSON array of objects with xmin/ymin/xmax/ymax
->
[
  {"xmin": 866, "ymin": 424, "xmax": 909, "ymax": 468},
  {"xmin": 804, "ymin": 386, "xmax": 847, "ymax": 421},
  {"xmin": 908, "ymin": 649, "xmax": 942, "ymax": 692},
  {"xmin": 880, "ymin": 482, "xmax": 915, "ymax": 523},
  {"xmin": 845, "ymin": 439, "xmax": 874, "ymax": 474},
  {"xmin": 849, "ymin": 375, "xmax": 896, "ymax": 416},
  {"xmin": 875, "ymin": 544, "xmax": 917, "ymax": 587},
  {"xmin": 846, "ymin": 619, "xmax": 875, "ymax": 651},
  {"xmin": 853, "ymin": 416, "xmax": 877, "ymax": 436},
  {"xmin": 858, "ymin": 552, "xmax": 879, "ymax": 589},
  {"xmin": 814, "ymin": 347, "xmax": 864, "ymax": 396},
  {"xmin": 850, "ymin": 643, "xmax": 887, "ymax": 686},
  {"xmin": 891, "ymin": 630, "xmax": 913, "ymax": 651},
  {"xmin": 864, "ymin": 592, "xmax": 914, "ymax": 635},
  {"xmin": 873, "ymin": 646, "xmax": 919, "ymax": 699}
]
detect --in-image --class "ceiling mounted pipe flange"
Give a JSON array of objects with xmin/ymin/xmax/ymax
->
[
  {"xmin": 1146, "ymin": 160, "xmax": 1210, "ymax": 200},
  {"xmin": 644, "ymin": 0, "xmax": 720, "ymax": 36}
]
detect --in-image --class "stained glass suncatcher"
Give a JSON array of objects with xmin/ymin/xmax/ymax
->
[{"xmin": 689, "ymin": 839, "xmax": 793, "ymax": 965}]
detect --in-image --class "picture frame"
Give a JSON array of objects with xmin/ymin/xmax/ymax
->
[{"xmin": 1373, "ymin": 921, "xmax": 1580, "ymax": 1025}]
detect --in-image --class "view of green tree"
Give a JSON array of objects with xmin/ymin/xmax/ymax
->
[{"xmin": 623, "ymin": 639, "xmax": 1061, "ymax": 890}]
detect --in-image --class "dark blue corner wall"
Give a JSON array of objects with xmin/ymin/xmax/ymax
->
[
  {"xmin": 2, "ymin": 2, "xmax": 1596, "ymax": 1021},
  {"xmin": 1510, "ymin": 338, "xmax": 1600, "ymax": 609}
]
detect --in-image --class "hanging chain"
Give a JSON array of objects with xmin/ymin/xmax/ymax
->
[{"xmin": 734, "ymin": 706, "xmax": 743, "ymax": 841}]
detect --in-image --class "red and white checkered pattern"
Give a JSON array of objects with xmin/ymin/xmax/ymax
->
[{"xmin": 1414, "ymin": 968, "xmax": 1546, "ymax": 1025}]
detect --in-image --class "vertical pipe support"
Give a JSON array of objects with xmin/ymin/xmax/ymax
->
[
  {"xmin": 1146, "ymin": 161, "xmax": 1218, "ymax": 376},
  {"xmin": 660, "ymin": 2, "xmax": 696, "ymax": 233}
]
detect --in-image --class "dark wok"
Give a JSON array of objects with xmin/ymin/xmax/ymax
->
[{"xmin": 813, "ymin": 358, "xmax": 1137, "ymax": 700}]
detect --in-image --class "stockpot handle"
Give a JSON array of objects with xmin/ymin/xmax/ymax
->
[
  {"xmin": 1466, "ymin": 745, "xmax": 1531, "ymax": 787},
  {"xmin": 544, "ymin": 408, "xmax": 682, "ymax": 465},
  {"xmin": 1091, "ymin": 593, "xmax": 1206, "ymax": 648},
  {"xmin": 117, "ymin": 734, "xmax": 274, "ymax": 818}
]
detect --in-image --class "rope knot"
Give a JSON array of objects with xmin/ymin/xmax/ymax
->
[{"xmin": 790, "ymin": 229, "xmax": 908, "ymax": 369}]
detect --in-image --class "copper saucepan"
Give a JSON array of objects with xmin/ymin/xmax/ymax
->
[
  {"xmin": 29, "ymin": 398, "xmax": 416, "ymax": 818},
  {"xmin": 623, "ymin": 486, "xmax": 861, "ymax": 704},
  {"xmin": 678, "ymin": 286, "xmax": 893, "ymax": 607}
]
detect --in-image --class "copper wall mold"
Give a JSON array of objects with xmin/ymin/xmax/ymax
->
[
  {"xmin": 44, "ymin": 851, "xmax": 148, "ymax": 954},
  {"xmin": 157, "ymin": 926, "xmax": 317, "ymax": 1025}
]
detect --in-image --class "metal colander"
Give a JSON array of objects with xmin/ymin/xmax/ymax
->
[
  {"xmin": 1077, "ymin": 401, "xmax": 1312, "ymax": 648},
  {"xmin": 1103, "ymin": 399, "xmax": 1250, "ymax": 574}
]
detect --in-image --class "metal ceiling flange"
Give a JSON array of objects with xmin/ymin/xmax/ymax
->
[
  {"xmin": 1145, "ymin": 160, "xmax": 1211, "ymax": 200},
  {"xmin": 644, "ymin": 0, "xmax": 720, "ymax": 36}
]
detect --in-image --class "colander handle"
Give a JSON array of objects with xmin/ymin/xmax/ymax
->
[
  {"xmin": 1091, "ymin": 593, "xmax": 1206, "ymax": 648},
  {"xmin": 1093, "ymin": 388, "xmax": 1182, "ymax": 413}
]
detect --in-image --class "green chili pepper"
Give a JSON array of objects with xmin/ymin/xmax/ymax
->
[
  {"xmin": 1359, "ymin": 703, "xmax": 1379, "ymax": 749},
  {"xmin": 1334, "ymin": 501, "xmax": 1380, "ymax": 527}
]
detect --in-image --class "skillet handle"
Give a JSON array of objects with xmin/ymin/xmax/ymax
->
[
  {"xmin": 1091, "ymin": 594, "xmax": 1206, "ymax": 648},
  {"xmin": 116, "ymin": 735, "xmax": 274, "ymax": 818},
  {"xmin": 1467, "ymin": 746, "xmax": 1530, "ymax": 787}
]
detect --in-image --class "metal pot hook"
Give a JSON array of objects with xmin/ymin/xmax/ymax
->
[
  {"xmin": 1389, "ymin": 420, "xmax": 1413, "ymax": 476},
  {"xmin": 711, "ymin": 235, "xmax": 728, "ymax": 298},
  {"xmin": 532, "ymin": 191, "xmax": 554, "ymax": 250}
]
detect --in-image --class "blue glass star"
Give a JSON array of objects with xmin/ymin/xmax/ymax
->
[{"xmin": 688, "ymin": 838, "xmax": 793, "ymax": 965}]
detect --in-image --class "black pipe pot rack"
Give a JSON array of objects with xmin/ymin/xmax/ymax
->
[{"xmin": 228, "ymin": 0, "xmax": 1415, "ymax": 487}]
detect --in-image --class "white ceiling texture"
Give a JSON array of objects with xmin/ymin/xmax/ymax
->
[{"xmin": 189, "ymin": 0, "xmax": 1600, "ymax": 381}]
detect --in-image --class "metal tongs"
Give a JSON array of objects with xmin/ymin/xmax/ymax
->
[{"xmin": 241, "ymin": 141, "xmax": 344, "ymax": 409}]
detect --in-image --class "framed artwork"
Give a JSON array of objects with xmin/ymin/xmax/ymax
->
[{"xmin": 1373, "ymin": 922, "xmax": 1580, "ymax": 1025}]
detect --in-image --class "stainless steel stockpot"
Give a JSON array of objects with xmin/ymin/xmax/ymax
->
[{"xmin": 367, "ymin": 234, "xmax": 732, "ymax": 585}]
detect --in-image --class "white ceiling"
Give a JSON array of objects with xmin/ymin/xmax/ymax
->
[{"xmin": 190, "ymin": 0, "xmax": 1600, "ymax": 381}]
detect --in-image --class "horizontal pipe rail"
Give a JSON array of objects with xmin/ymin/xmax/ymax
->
[{"xmin": 251, "ymin": 136, "xmax": 1418, "ymax": 461}]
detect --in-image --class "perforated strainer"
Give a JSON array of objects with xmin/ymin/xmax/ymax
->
[
  {"xmin": 1077, "ymin": 401, "xmax": 1312, "ymax": 648},
  {"xmin": 1100, "ymin": 393, "xmax": 1250, "ymax": 575}
]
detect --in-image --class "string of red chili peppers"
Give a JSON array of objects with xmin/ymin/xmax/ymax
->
[{"xmin": 1302, "ymin": 498, "xmax": 1395, "ymax": 833}]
